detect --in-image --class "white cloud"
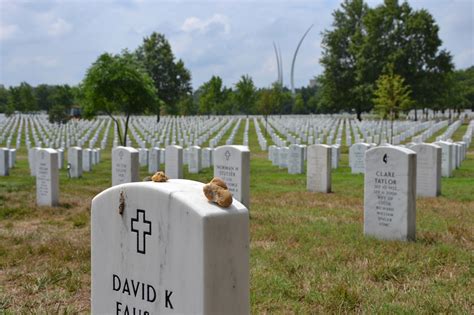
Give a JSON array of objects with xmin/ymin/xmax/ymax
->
[
  {"xmin": 47, "ymin": 17, "xmax": 72, "ymax": 37},
  {"xmin": 0, "ymin": 24, "xmax": 20, "ymax": 41},
  {"xmin": 10, "ymin": 56, "xmax": 59, "ymax": 69},
  {"xmin": 181, "ymin": 14, "xmax": 230, "ymax": 35}
]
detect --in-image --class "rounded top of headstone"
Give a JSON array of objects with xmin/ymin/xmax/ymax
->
[
  {"xmin": 93, "ymin": 179, "xmax": 248, "ymax": 218},
  {"xmin": 39, "ymin": 148, "xmax": 58, "ymax": 154},
  {"xmin": 166, "ymin": 144, "xmax": 183, "ymax": 150},
  {"xmin": 215, "ymin": 145, "xmax": 250, "ymax": 153},
  {"xmin": 114, "ymin": 146, "xmax": 138, "ymax": 153}
]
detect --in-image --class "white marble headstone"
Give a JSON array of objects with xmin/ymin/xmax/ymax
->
[
  {"xmin": 213, "ymin": 145, "xmax": 250, "ymax": 208},
  {"xmin": 36, "ymin": 148, "xmax": 59, "ymax": 206},
  {"xmin": 188, "ymin": 146, "xmax": 202, "ymax": 174},
  {"xmin": 0, "ymin": 148, "xmax": 9, "ymax": 176},
  {"xmin": 112, "ymin": 146, "xmax": 140, "ymax": 186},
  {"xmin": 288, "ymin": 144, "xmax": 304, "ymax": 174},
  {"xmin": 68, "ymin": 147, "xmax": 83, "ymax": 178},
  {"xmin": 350, "ymin": 143, "xmax": 370, "ymax": 174},
  {"xmin": 148, "ymin": 147, "xmax": 161, "ymax": 174},
  {"xmin": 364, "ymin": 146, "xmax": 416, "ymax": 241},
  {"xmin": 165, "ymin": 145, "xmax": 183, "ymax": 179},
  {"xmin": 307, "ymin": 144, "xmax": 332, "ymax": 193},
  {"xmin": 411, "ymin": 143, "xmax": 441, "ymax": 197},
  {"xmin": 91, "ymin": 179, "xmax": 249, "ymax": 314}
]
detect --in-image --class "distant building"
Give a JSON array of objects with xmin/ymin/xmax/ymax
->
[{"xmin": 309, "ymin": 78, "xmax": 317, "ymax": 88}]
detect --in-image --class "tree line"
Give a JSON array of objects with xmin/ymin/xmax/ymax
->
[{"xmin": 1, "ymin": 0, "xmax": 473, "ymax": 125}]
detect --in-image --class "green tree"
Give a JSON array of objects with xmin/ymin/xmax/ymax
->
[
  {"xmin": 373, "ymin": 69, "xmax": 413, "ymax": 143},
  {"xmin": 177, "ymin": 95, "xmax": 197, "ymax": 116},
  {"xmin": 257, "ymin": 89, "xmax": 273, "ymax": 136},
  {"xmin": 198, "ymin": 76, "xmax": 226, "ymax": 115},
  {"xmin": 48, "ymin": 104, "xmax": 68, "ymax": 124},
  {"xmin": 11, "ymin": 82, "xmax": 38, "ymax": 113},
  {"xmin": 35, "ymin": 84, "xmax": 53, "ymax": 111},
  {"xmin": 136, "ymin": 32, "xmax": 192, "ymax": 116},
  {"xmin": 320, "ymin": 0, "xmax": 453, "ymax": 120},
  {"xmin": 320, "ymin": 0, "xmax": 370, "ymax": 120},
  {"xmin": 234, "ymin": 75, "xmax": 257, "ymax": 115},
  {"xmin": 0, "ymin": 85, "xmax": 9, "ymax": 113},
  {"xmin": 451, "ymin": 66, "xmax": 474, "ymax": 110},
  {"xmin": 292, "ymin": 94, "xmax": 306, "ymax": 114},
  {"xmin": 363, "ymin": 0, "xmax": 453, "ymax": 119},
  {"xmin": 49, "ymin": 85, "xmax": 75, "ymax": 112},
  {"xmin": 82, "ymin": 53, "xmax": 159, "ymax": 146}
]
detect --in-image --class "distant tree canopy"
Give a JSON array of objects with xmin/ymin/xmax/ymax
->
[
  {"xmin": 135, "ymin": 32, "xmax": 192, "ymax": 116},
  {"xmin": 319, "ymin": 0, "xmax": 454, "ymax": 120}
]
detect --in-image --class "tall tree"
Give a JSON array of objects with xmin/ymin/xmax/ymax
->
[
  {"xmin": 320, "ymin": 0, "xmax": 453, "ymax": 120},
  {"xmin": 364, "ymin": 0, "xmax": 453, "ymax": 120},
  {"xmin": 0, "ymin": 85, "xmax": 8, "ymax": 113},
  {"xmin": 82, "ymin": 53, "xmax": 159, "ymax": 146},
  {"xmin": 10, "ymin": 82, "xmax": 38, "ymax": 113},
  {"xmin": 234, "ymin": 75, "xmax": 257, "ymax": 115},
  {"xmin": 49, "ymin": 85, "xmax": 75, "ymax": 112},
  {"xmin": 135, "ymin": 32, "xmax": 192, "ymax": 116},
  {"xmin": 320, "ymin": 0, "xmax": 370, "ymax": 120},
  {"xmin": 198, "ymin": 76, "xmax": 226, "ymax": 115},
  {"xmin": 34, "ymin": 84, "xmax": 53, "ymax": 111}
]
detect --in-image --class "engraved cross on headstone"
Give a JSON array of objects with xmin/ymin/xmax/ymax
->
[{"xmin": 131, "ymin": 209, "xmax": 151, "ymax": 254}]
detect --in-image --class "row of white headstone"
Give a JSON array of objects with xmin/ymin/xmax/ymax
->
[
  {"xmin": 89, "ymin": 133, "xmax": 472, "ymax": 314},
  {"xmin": 112, "ymin": 145, "xmax": 250, "ymax": 209}
]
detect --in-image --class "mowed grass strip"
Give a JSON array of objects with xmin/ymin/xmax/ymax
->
[{"xmin": 0, "ymin": 120, "xmax": 472, "ymax": 313}]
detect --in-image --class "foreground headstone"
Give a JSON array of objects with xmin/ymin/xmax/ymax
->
[
  {"xmin": 306, "ymin": 144, "xmax": 332, "ymax": 193},
  {"xmin": 68, "ymin": 147, "xmax": 83, "ymax": 178},
  {"xmin": 165, "ymin": 145, "xmax": 183, "ymax": 179},
  {"xmin": 91, "ymin": 179, "xmax": 249, "ymax": 314},
  {"xmin": 36, "ymin": 148, "xmax": 59, "ymax": 206},
  {"xmin": 112, "ymin": 146, "xmax": 140, "ymax": 186},
  {"xmin": 364, "ymin": 146, "xmax": 416, "ymax": 241},
  {"xmin": 411, "ymin": 143, "xmax": 441, "ymax": 197},
  {"xmin": 214, "ymin": 145, "xmax": 250, "ymax": 208}
]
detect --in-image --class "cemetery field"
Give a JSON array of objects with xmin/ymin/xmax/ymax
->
[{"xmin": 1, "ymin": 120, "xmax": 473, "ymax": 313}]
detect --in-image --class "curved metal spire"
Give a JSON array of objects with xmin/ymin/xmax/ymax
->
[
  {"xmin": 273, "ymin": 42, "xmax": 281, "ymax": 85},
  {"xmin": 278, "ymin": 44, "xmax": 283, "ymax": 86},
  {"xmin": 291, "ymin": 24, "xmax": 314, "ymax": 95}
]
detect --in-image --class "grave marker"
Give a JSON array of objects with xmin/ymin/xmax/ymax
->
[
  {"xmin": 307, "ymin": 144, "xmax": 332, "ymax": 193},
  {"xmin": 364, "ymin": 146, "xmax": 416, "ymax": 241},
  {"xmin": 214, "ymin": 145, "xmax": 250, "ymax": 208},
  {"xmin": 91, "ymin": 179, "xmax": 249, "ymax": 314},
  {"xmin": 411, "ymin": 143, "xmax": 441, "ymax": 197},
  {"xmin": 112, "ymin": 146, "xmax": 140, "ymax": 186},
  {"xmin": 36, "ymin": 148, "xmax": 59, "ymax": 206},
  {"xmin": 165, "ymin": 145, "xmax": 183, "ymax": 179}
]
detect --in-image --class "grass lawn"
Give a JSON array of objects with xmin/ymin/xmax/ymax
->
[{"xmin": 0, "ymin": 119, "xmax": 473, "ymax": 313}]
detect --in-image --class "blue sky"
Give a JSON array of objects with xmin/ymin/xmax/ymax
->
[{"xmin": 0, "ymin": 0, "xmax": 472, "ymax": 89}]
